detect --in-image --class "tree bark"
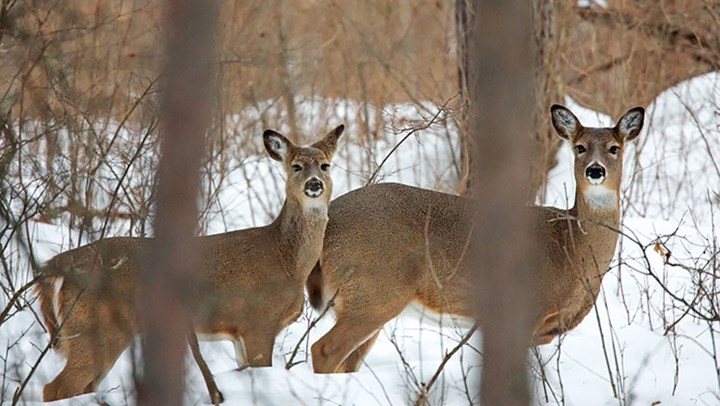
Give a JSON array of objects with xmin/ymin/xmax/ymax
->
[
  {"xmin": 138, "ymin": 0, "xmax": 217, "ymax": 404},
  {"xmin": 468, "ymin": 0, "xmax": 538, "ymax": 404}
]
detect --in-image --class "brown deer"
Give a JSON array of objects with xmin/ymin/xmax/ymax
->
[
  {"xmin": 36, "ymin": 124, "xmax": 344, "ymax": 401},
  {"xmin": 307, "ymin": 105, "xmax": 644, "ymax": 373}
]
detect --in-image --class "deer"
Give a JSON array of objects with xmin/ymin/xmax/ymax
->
[
  {"xmin": 307, "ymin": 105, "xmax": 644, "ymax": 373},
  {"xmin": 35, "ymin": 124, "xmax": 344, "ymax": 401}
]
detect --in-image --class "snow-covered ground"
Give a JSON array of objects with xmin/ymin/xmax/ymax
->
[{"xmin": 1, "ymin": 73, "xmax": 719, "ymax": 405}]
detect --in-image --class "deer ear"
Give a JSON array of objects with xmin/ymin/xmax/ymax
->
[
  {"xmin": 263, "ymin": 130, "xmax": 292, "ymax": 162},
  {"xmin": 616, "ymin": 107, "xmax": 644, "ymax": 142},
  {"xmin": 312, "ymin": 124, "xmax": 344, "ymax": 158},
  {"xmin": 550, "ymin": 104, "xmax": 582, "ymax": 141}
]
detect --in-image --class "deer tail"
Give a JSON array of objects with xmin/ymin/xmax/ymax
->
[{"xmin": 35, "ymin": 273, "xmax": 64, "ymax": 348}]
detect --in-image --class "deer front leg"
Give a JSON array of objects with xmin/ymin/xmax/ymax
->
[{"xmin": 239, "ymin": 329, "xmax": 276, "ymax": 368}]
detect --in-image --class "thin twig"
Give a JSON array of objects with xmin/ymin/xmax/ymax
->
[
  {"xmin": 366, "ymin": 101, "xmax": 451, "ymax": 185},
  {"xmin": 0, "ymin": 275, "xmax": 40, "ymax": 325},
  {"xmin": 415, "ymin": 323, "xmax": 478, "ymax": 406},
  {"xmin": 285, "ymin": 289, "xmax": 339, "ymax": 370}
]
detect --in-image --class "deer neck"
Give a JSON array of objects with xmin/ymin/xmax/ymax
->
[
  {"xmin": 568, "ymin": 184, "xmax": 621, "ymax": 284},
  {"xmin": 574, "ymin": 184, "xmax": 620, "ymax": 228},
  {"xmin": 272, "ymin": 196, "xmax": 329, "ymax": 279}
]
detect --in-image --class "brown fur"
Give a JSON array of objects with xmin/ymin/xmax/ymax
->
[
  {"xmin": 307, "ymin": 106, "xmax": 644, "ymax": 373},
  {"xmin": 36, "ymin": 280, "xmax": 60, "ymax": 346},
  {"xmin": 37, "ymin": 125, "xmax": 344, "ymax": 401}
]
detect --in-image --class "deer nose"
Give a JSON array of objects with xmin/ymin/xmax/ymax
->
[
  {"xmin": 585, "ymin": 164, "xmax": 606, "ymax": 185},
  {"xmin": 305, "ymin": 178, "xmax": 324, "ymax": 198}
]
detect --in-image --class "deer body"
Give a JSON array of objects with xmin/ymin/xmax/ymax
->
[
  {"xmin": 308, "ymin": 106, "xmax": 644, "ymax": 373},
  {"xmin": 529, "ymin": 202, "xmax": 620, "ymax": 343},
  {"xmin": 36, "ymin": 125, "xmax": 343, "ymax": 401}
]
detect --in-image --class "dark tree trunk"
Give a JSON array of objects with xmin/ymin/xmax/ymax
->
[
  {"xmin": 468, "ymin": 0, "xmax": 538, "ymax": 404},
  {"xmin": 138, "ymin": 1, "xmax": 217, "ymax": 404}
]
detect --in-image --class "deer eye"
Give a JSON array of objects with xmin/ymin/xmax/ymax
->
[
  {"xmin": 320, "ymin": 163, "xmax": 330, "ymax": 171},
  {"xmin": 291, "ymin": 164, "xmax": 302, "ymax": 172},
  {"xmin": 609, "ymin": 146, "xmax": 620, "ymax": 155},
  {"xmin": 575, "ymin": 145, "xmax": 587, "ymax": 154}
]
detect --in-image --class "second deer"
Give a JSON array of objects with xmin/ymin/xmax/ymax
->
[
  {"xmin": 36, "ymin": 125, "xmax": 343, "ymax": 401},
  {"xmin": 307, "ymin": 105, "xmax": 644, "ymax": 373}
]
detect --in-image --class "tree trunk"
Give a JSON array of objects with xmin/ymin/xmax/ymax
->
[
  {"xmin": 468, "ymin": 0, "xmax": 538, "ymax": 404},
  {"xmin": 138, "ymin": 0, "xmax": 217, "ymax": 404}
]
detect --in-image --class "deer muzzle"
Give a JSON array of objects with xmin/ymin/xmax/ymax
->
[
  {"xmin": 305, "ymin": 178, "xmax": 324, "ymax": 198},
  {"xmin": 585, "ymin": 163, "xmax": 606, "ymax": 185}
]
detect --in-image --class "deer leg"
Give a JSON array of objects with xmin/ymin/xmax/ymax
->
[
  {"xmin": 44, "ymin": 354, "xmax": 97, "ymax": 402},
  {"xmin": 232, "ymin": 338, "xmax": 248, "ymax": 369},
  {"xmin": 312, "ymin": 293, "xmax": 412, "ymax": 376},
  {"xmin": 188, "ymin": 327, "xmax": 223, "ymax": 405},
  {"xmin": 312, "ymin": 318, "xmax": 384, "ymax": 374},
  {"xmin": 44, "ymin": 332, "xmax": 128, "ymax": 402},
  {"xmin": 239, "ymin": 330, "xmax": 275, "ymax": 368},
  {"xmin": 82, "ymin": 368, "xmax": 111, "ymax": 396},
  {"xmin": 312, "ymin": 285, "xmax": 412, "ymax": 374},
  {"xmin": 337, "ymin": 330, "xmax": 380, "ymax": 373}
]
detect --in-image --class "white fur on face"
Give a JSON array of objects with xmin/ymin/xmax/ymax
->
[
  {"xmin": 583, "ymin": 185, "xmax": 618, "ymax": 211},
  {"xmin": 305, "ymin": 188, "xmax": 323, "ymax": 198},
  {"xmin": 587, "ymin": 174, "xmax": 605, "ymax": 185}
]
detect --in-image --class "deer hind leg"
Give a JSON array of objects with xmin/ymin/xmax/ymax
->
[
  {"xmin": 43, "ymin": 332, "xmax": 130, "ymax": 402},
  {"xmin": 312, "ymin": 316, "xmax": 386, "ymax": 374},
  {"xmin": 80, "ymin": 336, "xmax": 130, "ymax": 396},
  {"xmin": 337, "ymin": 330, "xmax": 380, "ymax": 373},
  {"xmin": 44, "ymin": 347, "xmax": 97, "ymax": 402},
  {"xmin": 44, "ymin": 301, "xmax": 135, "ymax": 402},
  {"xmin": 312, "ymin": 292, "xmax": 410, "ymax": 375}
]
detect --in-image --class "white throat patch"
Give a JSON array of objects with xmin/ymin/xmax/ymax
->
[
  {"xmin": 303, "ymin": 198, "xmax": 328, "ymax": 216},
  {"xmin": 583, "ymin": 185, "xmax": 617, "ymax": 211}
]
